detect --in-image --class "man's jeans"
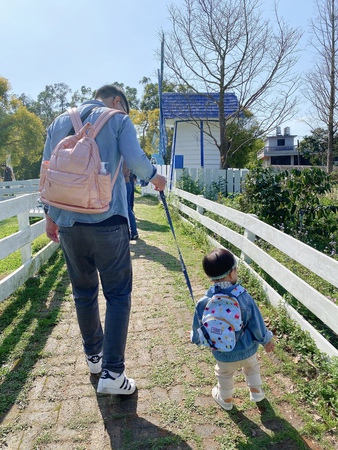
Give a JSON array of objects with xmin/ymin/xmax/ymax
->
[{"xmin": 59, "ymin": 222, "xmax": 132, "ymax": 374}]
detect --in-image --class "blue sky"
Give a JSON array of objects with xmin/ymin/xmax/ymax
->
[{"xmin": 1, "ymin": 0, "xmax": 316, "ymax": 139}]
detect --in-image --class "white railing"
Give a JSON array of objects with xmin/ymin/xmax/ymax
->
[
  {"xmin": 0, "ymin": 193, "xmax": 59, "ymax": 303},
  {"xmin": 0, "ymin": 179, "xmax": 40, "ymax": 201},
  {"xmin": 171, "ymin": 187, "xmax": 338, "ymax": 358},
  {"xmin": 141, "ymin": 166, "xmax": 248, "ymax": 195}
]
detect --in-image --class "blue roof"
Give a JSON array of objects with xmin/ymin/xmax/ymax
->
[{"xmin": 162, "ymin": 92, "xmax": 239, "ymax": 120}]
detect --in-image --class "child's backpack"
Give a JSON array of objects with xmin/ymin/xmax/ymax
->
[
  {"xmin": 39, "ymin": 107, "xmax": 125, "ymax": 214},
  {"xmin": 197, "ymin": 286, "xmax": 245, "ymax": 352}
]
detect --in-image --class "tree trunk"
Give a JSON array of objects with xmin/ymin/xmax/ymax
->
[
  {"xmin": 327, "ymin": 0, "xmax": 336, "ymax": 174},
  {"xmin": 219, "ymin": 89, "xmax": 228, "ymax": 169}
]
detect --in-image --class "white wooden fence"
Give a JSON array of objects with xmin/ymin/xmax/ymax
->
[
  {"xmin": 2, "ymin": 177, "xmax": 338, "ymax": 359},
  {"xmin": 141, "ymin": 166, "xmax": 248, "ymax": 195},
  {"xmin": 171, "ymin": 187, "xmax": 338, "ymax": 359},
  {"xmin": 0, "ymin": 179, "xmax": 40, "ymax": 201},
  {"xmin": 0, "ymin": 193, "xmax": 59, "ymax": 303}
]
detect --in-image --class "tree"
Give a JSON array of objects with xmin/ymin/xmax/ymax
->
[
  {"xmin": 303, "ymin": 0, "xmax": 338, "ymax": 173},
  {"xmin": 70, "ymin": 86, "xmax": 94, "ymax": 105},
  {"xmin": 20, "ymin": 83, "xmax": 72, "ymax": 129},
  {"xmin": 161, "ymin": 0, "xmax": 302, "ymax": 168},
  {"xmin": 225, "ymin": 111, "xmax": 264, "ymax": 168},
  {"xmin": 111, "ymin": 82, "xmax": 140, "ymax": 110},
  {"xmin": 298, "ymin": 128, "xmax": 332, "ymax": 166},
  {"xmin": 139, "ymin": 77, "xmax": 179, "ymax": 111},
  {"xmin": 130, "ymin": 109, "xmax": 160, "ymax": 157},
  {"xmin": 0, "ymin": 77, "xmax": 45, "ymax": 179}
]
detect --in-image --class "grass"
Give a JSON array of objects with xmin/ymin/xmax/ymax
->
[
  {"xmin": 0, "ymin": 249, "xmax": 69, "ymax": 416},
  {"xmin": 0, "ymin": 216, "xmax": 50, "ymax": 278}
]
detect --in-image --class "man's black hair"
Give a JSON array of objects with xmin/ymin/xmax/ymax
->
[{"xmin": 94, "ymin": 84, "xmax": 130, "ymax": 114}]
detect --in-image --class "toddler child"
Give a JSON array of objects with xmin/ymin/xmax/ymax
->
[{"xmin": 191, "ymin": 248, "xmax": 275, "ymax": 410}]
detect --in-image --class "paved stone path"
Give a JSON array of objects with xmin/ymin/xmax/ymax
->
[{"xmin": 0, "ymin": 203, "xmax": 204, "ymax": 450}]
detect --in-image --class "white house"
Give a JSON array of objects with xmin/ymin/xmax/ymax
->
[
  {"xmin": 257, "ymin": 126, "xmax": 310, "ymax": 167},
  {"xmin": 162, "ymin": 92, "xmax": 239, "ymax": 169}
]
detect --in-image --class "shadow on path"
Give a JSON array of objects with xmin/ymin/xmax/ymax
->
[
  {"xmin": 227, "ymin": 399, "xmax": 313, "ymax": 450},
  {"xmin": 131, "ymin": 239, "xmax": 183, "ymax": 273},
  {"xmin": 0, "ymin": 251, "xmax": 69, "ymax": 420},
  {"xmin": 92, "ymin": 378, "xmax": 193, "ymax": 450}
]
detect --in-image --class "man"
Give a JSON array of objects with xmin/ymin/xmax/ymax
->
[
  {"xmin": 42, "ymin": 85, "xmax": 166, "ymax": 395},
  {"xmin": 1, "ymin": 164, "xmax": 13, "ymax": 182}
]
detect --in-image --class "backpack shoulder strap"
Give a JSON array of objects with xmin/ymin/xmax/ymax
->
[
  {"xmin": 92, "ymin": 109, "xmax": 126, "ymax": 138},
  {"xmin": 67, "ymin": 108, "xmax": 83, "ymax": 134},
  {"xmin": 110, "ymin": 157, "xmax": 123, "ymax": 190},
  {"xmin": 230, "ymin": 285, "xmax": 246, "ymax": 298}
]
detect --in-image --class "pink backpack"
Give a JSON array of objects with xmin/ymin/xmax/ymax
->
[{"xmin": 39, "ymin": 107, "xmax": 124, "ymax": 214}]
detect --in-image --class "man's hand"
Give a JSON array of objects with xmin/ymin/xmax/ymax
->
[
  {"xmin": 151, "ymin": 173, "xmax": 167, "ymax": 191},
  {"xmin": 45, "ymin": 215, "xmax": 60, "ymax": 243},
  {"xmin": 264, "ymin": 340, "xmax": 275, "ymax": 353}
]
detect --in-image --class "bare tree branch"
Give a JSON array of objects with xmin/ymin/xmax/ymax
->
[
  {"xmin": 161, "ymin": 0, "xmax": 302, "ymax": 167},
  {"xmin": 303, "ymin": 0, "xmax": 338, "ymax": 173}
]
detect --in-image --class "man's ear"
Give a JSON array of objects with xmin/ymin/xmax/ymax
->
[{"xmin": 102, "ymin": 96, "xmax": 116, "ymax": 109}]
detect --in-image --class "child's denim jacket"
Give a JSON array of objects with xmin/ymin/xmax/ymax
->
[{"xmin": 191, "ymin": 283, "xmax": 273, "ymax": 363}]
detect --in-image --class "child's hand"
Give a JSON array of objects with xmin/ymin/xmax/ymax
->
[{"xmin": 264, "ymin": 340, "xmax": 275, "ymax": 353}]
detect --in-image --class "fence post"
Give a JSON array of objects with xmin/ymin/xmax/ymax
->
[
  {"xmin": 17, "ymin": 211, "xmax": 32, "ymax": 264},
  {"xmin": 197, "ymin": 195, "xmax": 204, "ymax": 215},
  {"xmin": 241, "ymin": 214, "xmax": 257, "ymax": 264}
]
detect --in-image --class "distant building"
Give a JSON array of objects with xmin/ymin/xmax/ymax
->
[
  {"xmin": 257, "ymin": 126, "xmax": 311, "ymax": 167},
  {"xmin": 162, "ymin": 92, "xmax": 239, "ymax": 169}
]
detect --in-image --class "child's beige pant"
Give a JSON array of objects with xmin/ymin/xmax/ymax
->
[{"xmin": 215, "ymin": 353, "xmax": 262, "ymax": 399}]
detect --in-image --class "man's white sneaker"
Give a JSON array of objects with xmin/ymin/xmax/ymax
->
[
  {"xmin": 97, "ymin": 370, "xmax": 136, "ymax": 395},
  {"xmin": 86, "ymin": 352, "xmax": 103, "ymax": 374}
]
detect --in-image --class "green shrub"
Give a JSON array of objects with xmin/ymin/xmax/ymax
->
[{"xmin": 241, "ymin": 167, "xmax": 338, "ymax": 253}]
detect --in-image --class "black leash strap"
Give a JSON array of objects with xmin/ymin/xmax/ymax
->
[
  {"xmin": 160, "ymin": 191, "xmax": 195, "ymax": 304},
  {"xmin": 159, "ymin": 192, "xmax": 218, "ymax": 348}
]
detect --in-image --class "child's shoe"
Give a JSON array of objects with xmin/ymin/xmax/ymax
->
[
  {"xmin": 212, "ymin": 386, "xmax": 233, "ymax": 411},
  {"xmin": 249, "ymin": 387, "xmax": 265, "ymax": 402}
]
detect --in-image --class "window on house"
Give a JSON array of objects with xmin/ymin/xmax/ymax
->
[
  {"xmin": 271, "ymin": 155, "xmax": 291, "ymax": 165},
  {"xmin": 277, "ymin": 139, "xmax": 285, "ymax": 146}
]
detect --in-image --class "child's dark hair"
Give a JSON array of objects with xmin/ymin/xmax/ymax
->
[{"xmin": 202, "ymin": 248, "xmax": 236, "ymax": 279}]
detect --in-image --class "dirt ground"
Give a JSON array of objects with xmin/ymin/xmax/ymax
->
[{"xmin": 0, "ymin": 198, "xmax": 336, "ymax": 450}]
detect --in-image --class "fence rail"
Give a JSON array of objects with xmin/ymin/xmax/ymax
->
[
  {"xmin": 171, "ymin": 187, "xmax": 338, "ymax": 358},
  {"xmin": 0, "ymin": 193, "xmax": 59, "ymax": 303},
  {"xmin": 0, "ymin": 179, "xmax": 40, "ymax": 201}
]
